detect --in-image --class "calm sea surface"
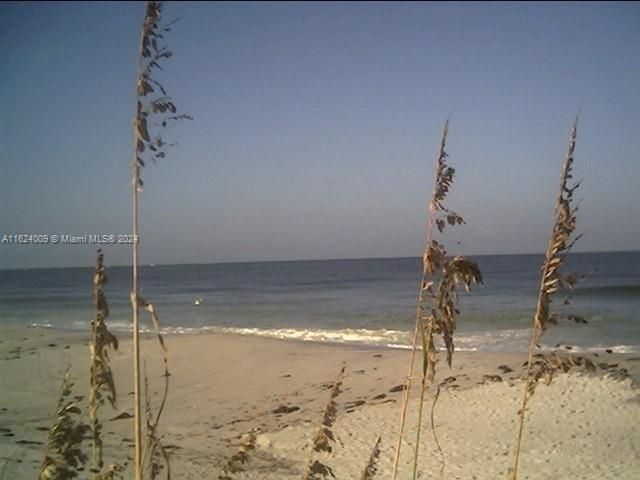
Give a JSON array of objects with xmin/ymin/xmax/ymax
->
[{"xmin": 1, "ymin": 252, "xmax": 639, "ymax": 353}]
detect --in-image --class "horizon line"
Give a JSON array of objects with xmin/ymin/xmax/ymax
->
[{"xmin": 1, "ymin": 248, "xmax": 638, "ymax": 272}]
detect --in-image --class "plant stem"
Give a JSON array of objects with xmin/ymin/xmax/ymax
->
[
  {"xmin": 132, "ymin": 162, "xmax": 142, "ymax": 480},
  {"xmin": 412, "ymin": 323, "xmax": 432, "ymax": 480},
  {"xmin": 510, "ymin": 117, "xmax": 579, "ymax": 479},
  {"xmin": 392, "ymin": 120, "xmax": 449, "ymax": 480},
  {"xmin": 510, "ymin": 177, "xmax": 560, "ymax": 479},
  {"xmin": 391, "ymin": 314, "xmax": 420, "ymax": 479},
  {"xmin": 90, "ymin": 311, "xmax": 99, "ymax": 472},
  {"xmin": 510, "ymin": 324, "xmax": 539, "ymax": 479}
]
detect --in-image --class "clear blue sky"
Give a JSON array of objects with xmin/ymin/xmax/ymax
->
[{"xmin": 1, "ymin": 1, "xmax": 639, "ymax": 269}]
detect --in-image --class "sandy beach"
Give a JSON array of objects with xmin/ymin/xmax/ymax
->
[
  {"xmin": 3, "ymin": 2, "xmax": 639, "ymax": 479},
  {"xmin": 0, "ymin": 325, "xmax": 638, "ymax": 479}
]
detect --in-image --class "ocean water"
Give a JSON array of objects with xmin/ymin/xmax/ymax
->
[{"xmin": 0, "ymin": 252, "xmax": 638, "ymax": 353}]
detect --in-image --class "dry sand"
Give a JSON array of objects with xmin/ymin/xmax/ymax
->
[{"xmin": 0, "ymin": 325, "xmax": 638, "ymax": 479}]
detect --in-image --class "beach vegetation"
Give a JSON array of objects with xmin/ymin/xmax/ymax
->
[
  {"xmin": 508, "ymin": 116, "xmax": 584, "ymax": 479},
  {"xmin": 392, "ymin": 119, "xmax": 483, "ymax": 480},
  {"xmin": 303, "ymin": 365, "xmax": 345, "ymax": 480},
  {"xmin": 129, "ymin": 1, "xmax": 190, "ymax": 479},
  {"xmin": 38, "ymin": 370, "xmax": 89, "ymax": 480},
  {"xmin": 39, "ymin": 249, "xmax": 124, "ymax": 480},
  {"xmin": 88, "ymin": 249, "xmax": 120, "ymax": 477},
  {"xmin": 360, "ymin": 435, "xmax": 382, "ymax": 480}
]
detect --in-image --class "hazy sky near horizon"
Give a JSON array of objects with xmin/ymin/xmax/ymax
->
[{"xmin": 1, "ymin": 1, "xmax": 639, "ymax": 269}]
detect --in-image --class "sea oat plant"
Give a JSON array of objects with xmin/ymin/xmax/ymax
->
[
  {"xmin": 130, "ymin": 2, "xmax": 190, "ymax": 479},
  {"xmin": 391, "ymin": 120, "xmax": 482, "ymax": 480},
  {"xmin": 89, "ymin": 249, "xmax": 122, "ymax": 479},
  {"xmin": 303, "ymin": 365, "xmax": 345, "ymax": 480},
  {"xmin": 508, "ymin": 116, "xmax": 584, "ymax": 480},
  {"xmin": 360, "ymin": 436, "xmax": 382, "ymax": 480},
  {"xmin": 38, "ymin": 369, "xmax": 89, "ymax": 480},
  {"xmin": 39, "ymin": 252, "xmax": 123, "ymax": 480}
]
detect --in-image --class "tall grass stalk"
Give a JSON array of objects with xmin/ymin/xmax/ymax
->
[
  {"xmin": 303, "ymin": 365, "xmax": 345, "ymax": 480},
  {"xmin": 130, "ymin": 2, "xmax": 190, "ymax": 478},
  {"xmin": 392, "ymin": 120, "xmax": 482, "ymax": 480},
  {"xmin": 89, "ymin": 249, "xmax": 119, "ymax": 476},
  {"xmin": 508, "ymin": 116, "xmax": 581, "ymax": 480},
  {"xmin": 38, "ymin": 253, "xmax": 123, "ymax": 480},
  {"xmin": 390, "ymin": 121, "xmax": 447, "ymax": 480},
  {"xmin": 361, "ymin": 436, "xmax": 382, "ymax": 480}
]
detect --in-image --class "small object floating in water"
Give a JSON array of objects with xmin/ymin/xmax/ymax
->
[{"xmin": 194, "ymin": 297, "xmax": 203, "ymax": 306}]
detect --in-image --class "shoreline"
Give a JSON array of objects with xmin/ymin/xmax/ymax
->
[
  {"xmin": 1, "ymin": 325, "xmax": 639, "ymax": 479},
  {"xmin": 6, "ymin": 322, "xmax": 640, "ymax": 356}
]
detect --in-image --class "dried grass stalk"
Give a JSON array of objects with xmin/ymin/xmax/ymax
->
[
  {"xmin": 39, "ymin": 369, "xmax": 89, "ymax": 480},
  {"xmin": 137, "ymin": 295, "xmax": 171, "ymax": 435},
  {"xmin": 136, "ymin": 300, "xmax": 170, "ymax": 480},
  {"xmin": 130, "ymin": 3, "xmax": 190, "ymax": 478},
  {"xmin": 392, "ymin": 120, "xmax": 482, "ymax": 480},
  {"xmin": 508, "ymin": 116, "xmax": 583, "ymax": 480},
  {"xmin": 137, "ymin": 297, "xmax": 168, "ymax": 355},
  {"xmin": 303, "ymin": 365, "xmax": 345, "ymax": 480},
  {"xmin": 391, "ymin": 120, "xmax": 451, "ymax": 480},
  {"xmin": 141, "ymin": 365, "xmax": 171, "ymax": 480},
  {"xmin": 361, "ymin": 436, "xmax": 382, "ymax": 480},
  {"xmin": 89, "ymin": 249, "xmax": 119, "ymax": 475}
]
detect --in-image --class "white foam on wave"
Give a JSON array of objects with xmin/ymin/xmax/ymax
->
[
  {"xmin": 199, "ymin": 326, "xmax": 413, "ymax": 348},
  {"xmin": 29, "ymin": 322, "xmax": 54, "ymax": 328},
  {"xmin": 453, "ymin": 329, "xmax": 532, "ymax": 352},
  {"xmin": 28, "ymin": 321, "xmax": 640, "ymax": 354}
]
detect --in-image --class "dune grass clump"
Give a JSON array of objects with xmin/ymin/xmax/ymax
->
[
  {"xmin": 525, "ymin": 351, "xmax": 596, "ymax": 393},
  {"xmin": 39, "ymin": 250, "xmax": 124, "ymax": 480},
  {"xmin": 392, "ymin": 119, "xmax": 482, "ymax": 480},
  {"xmin": 89, "ymin": 249, "xmax": 120, "ymax": 477},
  {"xmin": 303, "ymin": 365, "xmax": 345, "ymax": 480},
  {"xmin": 508, "ymin": 116, "xmax": 586, "ymax": 480},
  {"xmin": 38, "ymin": 370, "xmax": 89, "ymax": 480},
  {"xmin": 129, "ymin": 2, "xmax": 190, "ymax": 478},
  {"xmin": 360, "ymin": 436, "xmax": 382, "ymax": 480}
]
